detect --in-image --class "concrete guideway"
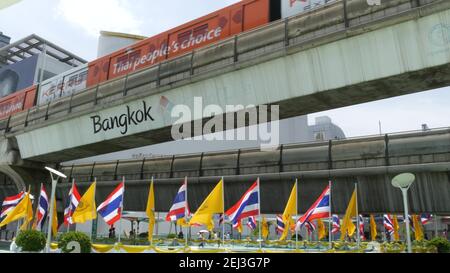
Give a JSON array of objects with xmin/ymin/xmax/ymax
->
[{"xmin": 1, "ymin": 0, "xmax": 450, "ymax": 163}]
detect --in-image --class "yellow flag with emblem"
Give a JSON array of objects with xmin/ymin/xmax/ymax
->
[
  {"xmin": 262, "ymin": 217, "xmax": 269, "ymax": 239},
  {"xmin": 340, "ymin": 189, "xmax": 357, "ymax": 241},
  {"xmin": 318, "ymin": 219, "xmax": 327, "ymax": 240},
  {"xmin": 0, "ymin": 190, "xmax": 33, "ymax": 229},
  {"xmin": 52, "ymin": 197, "xmax": 58, "ymax": 236},
  {"xmin": 189, "ymin": 180, "xmax": 224, "ymax": 228},
  {"xmin": 393, "ymin": 215, "xmax": 400, "ymax": 241},
  {"xmin": 279, "ymin": 182, "xmax": 297, "ymax": 241},
  {"xmin": 413, "ymin": 215, "xmax": 424, "ymax": 241},
  {"xmin": 370, "ymin": 215, "xmax": 377, "ymax": 241},
  {"xmin": 72, "ymin": 182, "xmax": 97, "ymax": 223},
  {"xmin": 146, "ymin": 180, "xmax": 155, "ymax": 243}
]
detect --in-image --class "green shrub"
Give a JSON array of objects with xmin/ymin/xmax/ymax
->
[
  {"xmin": 427, "ymin": 237, "xmax": 450, "ymax": 253},
  {"xmin": 58, "ymin": 232, "xmax": 92, "ymax": 253},
  {"xmin": 167, "ymin": 233, "xmax": 177, "ymax": 239},
  {"xmin": 15, "ymin": 230, "xmax": 46, "ymax": 252}
]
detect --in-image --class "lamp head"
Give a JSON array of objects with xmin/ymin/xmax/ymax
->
[
  {"xmin": 392, "ymin": 173, "xmax": 415, "ymax": 189},
  {"xmin": 45, "ymin": 167, "xmax": 67, "ymax": 179}
]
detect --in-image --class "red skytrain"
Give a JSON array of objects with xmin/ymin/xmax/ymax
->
[{"xmin": 0, "ymin": 0, "xmax": 334, "ymax": 120}]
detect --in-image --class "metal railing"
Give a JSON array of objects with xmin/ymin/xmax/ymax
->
[{"xmin": 1, "ymin": 0, "xmax": 441, "ymax": 136}]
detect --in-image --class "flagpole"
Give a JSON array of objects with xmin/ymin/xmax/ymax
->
[
  {"xmin": 90, "ymin": 178, "xmax": 97, "ymax": 242},
  {"xmin": 184, "ymin": 176, "xmax": 188, "ymax": 247},
  {"xmin": 118, "ymin": 177, "xmax": 125, "ymax": 244},
  {"xmin": 150, "ymin": 177, "xmax": 154, "ymax": 247},
  {"xmin": 222, "ymin": 177, "xmax": 225, "ymax": 248},
  {"xmin": 355, "ymin": 183, "xmax": 360, "ymax": 249},
  {"xmin": 328, "ymin": 180, "xmax": 332, "ymax": 249},
  {"xmin": 295, "ymin": 179, "xmax": 298, "ymax": 250},
  {"xmin": 257, "ymin": 178, "xmax": 262, "ymax": 250}
]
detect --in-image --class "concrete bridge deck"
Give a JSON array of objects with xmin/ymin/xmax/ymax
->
[{"xmin": 1, "ymin": 0, "xmax": 449, "ymax": 163}]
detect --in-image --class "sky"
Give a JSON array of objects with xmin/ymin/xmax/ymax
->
[{"xmin": 1, "ymin": 0, "xmax": 450, "ymax": 138}]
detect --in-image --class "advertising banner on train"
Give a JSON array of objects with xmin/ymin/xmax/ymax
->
[
  {"xmin": 38, "ymin": 64, "xmax": 88, "ymax": 105},
  {"xmin": 0, "ymin": 54, "xmax": 39, "ymax": 99},
  {"xmin": 0, "ymin": 92, "xmax": 25, "ymax": 119},
  {"xmin": 281, "ymin": 0, "xmax": 337, "ymax": 18}
]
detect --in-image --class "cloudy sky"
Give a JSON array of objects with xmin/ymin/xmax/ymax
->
[{"xmin": 1, "ymin": 0, "xmax": 450, "ymax": 138}]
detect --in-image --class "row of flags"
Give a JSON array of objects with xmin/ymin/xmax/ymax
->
[{"xmin": 0, "ymin": 177, "xmax": 435, "ymax": 243}]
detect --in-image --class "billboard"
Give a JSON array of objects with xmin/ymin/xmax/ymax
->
[
  {"xmin": 0, "ymin": 54, "xmax": 39, "ymax": 99},
  {"xmin": 38, "ymin": 64, "xmax": 88, "ymax": 105},
  {"xmin": 281, "ymin": 0, "xmax": 337, "ymax": 18}
]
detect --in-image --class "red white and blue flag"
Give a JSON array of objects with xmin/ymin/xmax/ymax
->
[
  {"xmin": 166, "ymin": 180, "xmax": 189, "ymax": 222},
  {"xmin": 406, "ymin": 215, "xmax": 416, "ymax": 232},
  {"xmin": 225, "ymin": 181, "xmax": 259, "ymax": 226},
  {"xmin": 296, "ymin": 185, "xmax": 330, "ymax": 230},
  {"xmin": 36, "ymin": 185, "xmax": 49, "ymax": 231},
  {"xmin": 383, "ymin": 214, "xmax": 394, "ymax": 236},
  {"xmin": 332, "ymin": 214, "xmax": 340, "ymax": 234},
  {"xmin": 0, "ymin": 192, "xmax": 25, "ymax": 220},
  {"xmin": 64, "ymin": 182, "xmax": 81, "ymax": 226},
  {"xmin": 305, "ymin": 221, "xmax": 316, "ymax": 235},
  {"xmin": 247, "ymin": 216, "xmax": 257, "ymax": 231},
  {"xmin": 421, "ymin": 214, "xmax": 432, "ymax": 225},
  {"xmin": 359, "ymin": 215, "xmax": 365, "ymax": 240},
  {"xmin": 97, "ymin": 182, "xmax": 125, "ymax": 226},
  {"xmin": 276, "ymin": 215, "xmax": 285, "ymax": 234}
]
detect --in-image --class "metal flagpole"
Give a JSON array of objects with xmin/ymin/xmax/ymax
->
[
  {"xmin": 222, "ymin": 177, "xmax": 225, "ymax": 248},
  {"xmin": 184, "ymin": 176, "xmax": 188, "ymax": 247},
  {"xmin": 150, "ymin": 177, "xmax": 154, "ymax": 247},
  {"xmin": 295, "ymin": 179, "xmax": 299, "ymax": 250},
  {"xmin": 355, "ymin": 183, "xmax": 360, "ymax": 249},
  {"xmin": 118, "ymin": 177, "xmax": 125, "ymax": 243},
  {"xmin": 328, "ymin": 180, "xmax": 332, "ymax": 249},
  {"xmin": 257, "ymin": 178, "xmax": 262, "ymax": 250},
  {"xmin": 90, "ymin": 178, "xmax": 97, "ymax": 242}
]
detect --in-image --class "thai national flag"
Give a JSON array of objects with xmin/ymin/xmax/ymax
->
[
  {"xmin": 36, "ymin": 185, "xmax": 49, "ymax": 231},
  {"xmin": 406, "ymin": 215, "xmax": 416, "ymax": 232},
  {"xmin": 166, "ymin": 180, "xmax": 189, "ymax": 222},
  {"xmin": 0, "ymin": 192, "xmax": 25, "ymax": 220},
  {"xmin": 225, "ymin": 181, "xmax": 259, "ymax": 226},
  {"xmin": 247, "ymin": 216, "xmax": 257, "ymax": 231},
  {"xmin": 276, "ymin": 215, "xmax": 285, "ymax": 234},
  {"xmin": 296, "ymin": 185, "xmax": 330, "ymax": 230},
  {"xmin": 97, "ymin": 182, "xmax": 125, "ymax": 226},
  {"xmin": 421, "ymin": 214, "xmax": 432, "ymax": 225},
  {"xmin": 383, "ymin": 214, "xmax": 394, "ymax": 236},
  {"xmin": 332, "ymin": 214, "xmax": 340, "ymax": 234},
  {"xmin": 305, "ymin": 221, "xmax": 316, "ymax": 235},
  {"xmin": 64, "ymin": 182, "xmax": 81, "ymax": 226},
  {"xmin": 359, "ymin": 215, "xmax": 365, "ymax": 240}
]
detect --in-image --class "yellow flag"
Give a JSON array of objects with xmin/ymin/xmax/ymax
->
[
  {"xmin": 413, "ymin": 215, "xmax": 424, "ymax": 241},
  {"xmin": 72, "ymin": 182, "xmax": 97, "ymax": 223},
  {"xmin": 52, "ymin": 197, "xmax": 58, "ymax": 236},
  {"xmin": 0, "ymin": 0, "xmax": 22, "ymax": 10},
  {"xmin": 318, "ymin": 219, "xmax": 326, "ymax": 240},
  {"xmin": 190, "ymin": 180, "xmax": 224, "ymax": 227},
  {"xmin": 0, "ymin": 191, "xmax": 33, "ymax": 229},
  {"xmin": 370, "ymin": 215, "xmax": 377, "ymax": 241},
  {"xmin": 393, "ymin": 215, "xmax": 400, "ymax": 241},
  {"xmin": 145, "ymin": 180, "xmax": 155, "ymax": 243},
  {"xmin": 340, "ymin": 189, "xmax": 357, "ymax": 241},
  {"xmin": 236, "ymin": 220, "xmax": 243, "ymax": 234},
  {"xmin": 262, "ymin": 217, "xmax": 269, "ymax": 239},
  {"xmin": 280, "ymin": 182, "xmax": 297, "ymax": 241}
]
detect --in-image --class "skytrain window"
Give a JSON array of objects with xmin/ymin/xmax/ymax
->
[
  {"xmin": 193, "ymin": 24, "xmax": 209, "ymax": 37},
  {"xmin": 177, "ymin": 30, "xmax": 192, "ymax": 44}
]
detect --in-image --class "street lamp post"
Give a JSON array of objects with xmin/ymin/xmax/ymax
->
[
  {"xmin": 391, "ymin": 173, "xmax": 415, "ymax": 254},
  {"xmin": 44, "ymin": 167, "xmax": 67, "ymax": 253}
]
